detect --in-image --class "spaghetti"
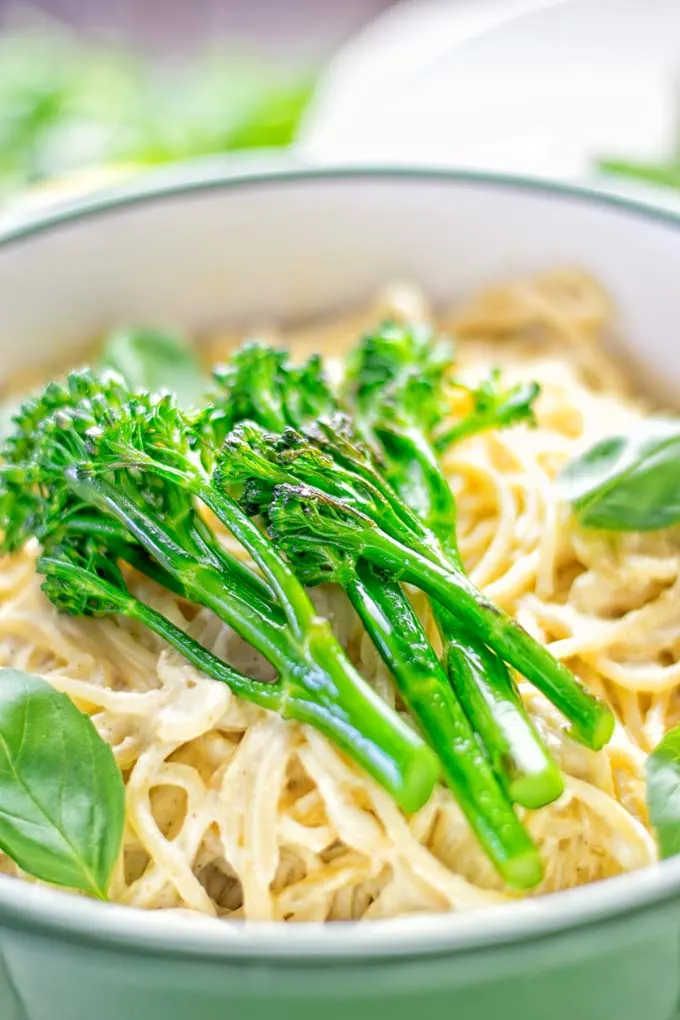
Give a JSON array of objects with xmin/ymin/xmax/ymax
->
[{"xmin": 0, "ymin": 270, "xmax": 664, "ymax": 921}]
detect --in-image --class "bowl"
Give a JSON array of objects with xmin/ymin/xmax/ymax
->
[
  {"xmin": 1, "ymin": 165, "xmax": 680, "ymax": 1020},
  {"xmin": 299, "ymin": 0, "xmax": 680, "ymax": 185}
]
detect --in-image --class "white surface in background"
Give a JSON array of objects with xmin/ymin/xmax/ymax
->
[{"xmin": 299, "ymin": 0, "xmax": 680, "ymax": 188}]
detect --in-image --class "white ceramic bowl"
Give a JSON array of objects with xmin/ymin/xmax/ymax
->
[
  {"xmin": 3, "ymin": 164, "xmax": 680, "ymax": 400},
  {"xmin": 300, "ymin": 0, "xmax": 680, "ymax": 186},
  {"xmin": 2, "ymin": 166, "xmax": 680, "ymax": 1020}
]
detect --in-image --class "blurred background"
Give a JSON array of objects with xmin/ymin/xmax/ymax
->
[
  {"xmin": 0, "ymin": 1, "xmax": 397, "ymax": 57},
  {"xmin": 1, "ymin": 0, "xmax": 680, "ymax": 221},
  {"xmin": 0, "ymin": 1, "xmax": 395, "ymax": 57}
]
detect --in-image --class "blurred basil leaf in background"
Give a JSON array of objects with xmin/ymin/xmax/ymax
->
[
  {"xmin": 100, "ymin": 326, "xmax": 209, "ymax": 408},
  {"xmin": 647, "ymin": 724, "xmax": 680, "ymax": 859},
  {"xmin": 599, "ymin": 156, "xmax": 680, "ymax": 192},
  {"xmin": 558, "ymin": 418, "xmax": 680, "ymax": 531},
  {"xmin": 0, "ymin": 27, "xmax": 315, "ymax": 201}
]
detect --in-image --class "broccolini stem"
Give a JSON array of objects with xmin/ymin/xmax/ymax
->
[
  {"xmin": 40, "ymin": 553, "xmax": 282, "ymax": 710},
  {"xmin": 329, "ymin": 521, "xmax": 614, "ymax": 750},
  {"xmin": 66, "ymin": 468, "xmax": 289, "ymax": 663},
  {"xmin": 136, "ymin": 585, "xmax": 436, "ymax": 814},
  {"xmin": 441, "ymin": 621, "xmax": 563, "ymax": 808},
  {"xmin": 62, "ymin": 515, "xmax": 191, "ymax": 599},
  {"xmin": 63, "ymin": 503, "xmax": 277, "ymax": 616},
  {"xmin": 288, "ymin": 616, "xmax": 440, "ymax": 815},
  {"xmin": 346, "ymin": 561, "xmax": 542, "ymax": 888},
  {"xmin": 199, "ymin": 483, "xmax": 316, "ymax": 638},
  {"xmin": 197, "ymin": 482, "xmax": 441, "ymax": 810},
  {"xmin": 64, "ymin": 470, "xmax": 437, "ymax": 811},
  {"xmin": 383, "ymin": 429, "xmax": 563, "ymax": 807},
  {"xmin": 187, "ymin": 510, "xmax": 277, "ymax": 605},
  {"xmin": 376, "ymin": 426, "xmax": 459, "ymax": 543}
]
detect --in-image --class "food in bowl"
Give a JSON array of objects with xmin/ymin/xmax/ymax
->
[{"xmin": 0, "ymin": 268, "xmax": 674, "ymax": 923}]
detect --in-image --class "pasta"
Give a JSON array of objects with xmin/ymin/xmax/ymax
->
[{"xmin": 0, "ymin": 269, "xmax": 669, "ymax": 921}]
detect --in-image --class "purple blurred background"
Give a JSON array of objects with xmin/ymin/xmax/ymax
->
[{"xmin": 0, "ymin": 1, "xmax": 396, "ymax": 56}]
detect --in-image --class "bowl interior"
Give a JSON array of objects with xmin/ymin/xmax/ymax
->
[
  {"xmin": 1, "ymin": 167, "xmax": 680, "ymax": 960},
  {"xmin": 1, "ymin": 168, "xmax": 679, "ymax": 404}
]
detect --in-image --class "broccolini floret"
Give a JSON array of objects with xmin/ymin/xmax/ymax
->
[
  {"xmin": 0, "ymin": 370, "xmax": 439, "ymax": 814},
  {"xmin": 208, "ymin": 342, "xmax": 547, "ymax": 887}
]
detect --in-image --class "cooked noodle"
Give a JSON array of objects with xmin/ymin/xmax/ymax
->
[{"xmin": 0, "ymin": 269, "xmax": 668, "ymax": 921}]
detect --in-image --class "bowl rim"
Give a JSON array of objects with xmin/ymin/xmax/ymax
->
[
  {"xmin": 1, "ymin": 161, "xmax": 680, "ymax": 962},
  {"xmin": 3, "ymin": 158, "xmax": 680, "ymax": 246}
]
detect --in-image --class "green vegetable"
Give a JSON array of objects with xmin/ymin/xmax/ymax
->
[
  {"xmin": 345, "ymin": 560, "xmax": 541, "ymax": 889},
  {"xmin": 207, "ymin": 342, "xmax": 334, "ymax": 444},
  {"xmin": 0, "ymin": 370, "xmax": 438, "ymax": 815},
  {"xmin": 269, "ymin": 481, "xmax": 614, "ymax": 752},
  {"xmin": 344, "ymin": 321, "xmax": 560, "ymax": 808},
  {"xmin": 0, "ymin": 667, "xmax": 124, "ymax": 898},
  {"xmin": 208, "ymin": 344, "xmax": 543, "ymax": 889},
  {"xmin": 599, "ymin": 157, "xmax": 680, "ymax": 193},
  {"xmin": 646, "ymin": 725, "xmax": 680, "ymax": 858},
  {"xmin": 100, "ymin": 327, "xmax": 208, "ymax": 408},
  {"xmin": 209, "ymin": 336, "xmax": 612, "ymax": 883},
  {"xmin": 0, "ymin": 341, "xmax": 614, "ymax": 893},
  {"xmin": 434, "ymin": 369, "xmax": 539, "ymax": 451},
  {"xmin": 558, "ymin": 418, "xmax": 680, "ymax": 531},
  {"xmin": 130, "ymin": 57, "xmax": 315, "ymax": 164},
  {"xmin": 0, "ymin": 28, "xmax": 315, "ymax": 199}
]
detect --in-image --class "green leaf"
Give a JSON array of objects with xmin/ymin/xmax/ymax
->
[
  {"xmin": 646, "ymin": 725, "xmax": 680, "ymax": 858},
  {"xmin": 557, "ymin": 418, "xmax": 680, "ymax": 531},
  {"xmin": 0, "ymin": 29, "xmax": 316, "ymax": 197},
  {"xmin": 599, "ymin": 157, "xmax": 680, "ymax": 193},
  {"xmin": 100, "ymin": 327, "xmax": 208, "ymax": 408},
  {"xmin": 0, "ymin": 668, "xmax": 125, "ymax": 897}
]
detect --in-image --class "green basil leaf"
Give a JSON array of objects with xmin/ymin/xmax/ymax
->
[
  {"xmin": 599, "ymin": 157, "xmax": 680, "ymax": 193},
  {"xmin": 646, "ymin": 725, "xmax": 680, "ymax": 858},
  {"xmin": 100, "ymin": 327, "xmax": 208, "ymax": 408},
  {"xmin": 0, "ymin": 668, "xmax": 124, "ymax": 898},
  {"xmin": 557, "ymin": 418, "xmax": 680, "ymax": 531}
]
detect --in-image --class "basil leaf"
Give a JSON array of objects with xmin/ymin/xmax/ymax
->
[
  {"xmin": 100, "ymin": 327, "xmax": 208, "ymax": 408},
  {"xmin": 599, "ymin": 157, "xmax": 680, "ymax": 193},
  {"xmin": 646, "ymin": 725, "xmax": 680, "ymax": 858},
  {"xmin": 0, "ymin": 668, "xmax": 124, "ymax": 898},
  {"xmin": 557, "ymin": 418, "xmax": 680, "ymax": 531}
]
